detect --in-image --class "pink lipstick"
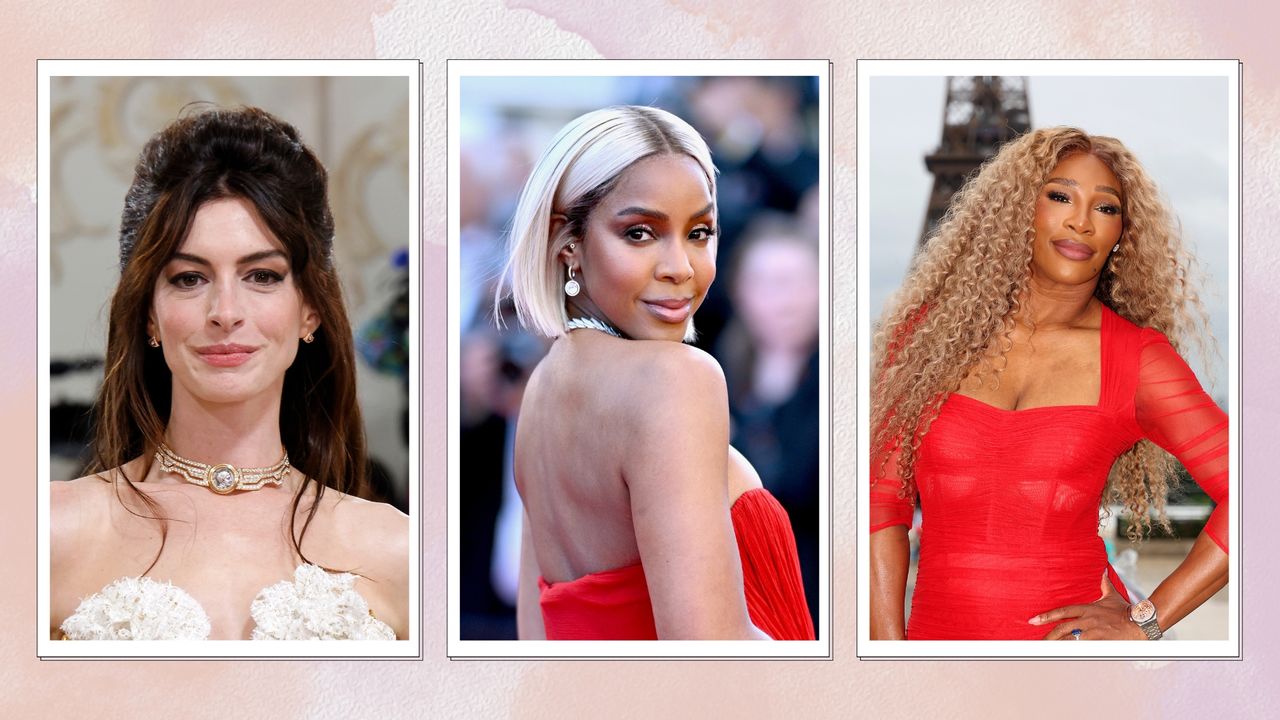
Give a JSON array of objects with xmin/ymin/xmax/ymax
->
[
  {"xmin": 642, "ymin": 297, "xmax": 693, "ymax": 324},
  {"xmin": 196, "ymin": 343, "xmax": 257, "ymax": 367},
  {"xmin": 1051, "ymin": 239, "xmax": 1096, "ymax": 261}
]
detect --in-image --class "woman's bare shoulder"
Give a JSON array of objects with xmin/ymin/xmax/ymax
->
[
  {"xmin": 301, "ymin": 488, "xmax": 409, "ymax": 636},
  {"xmin": 51, "ymin": 474, "xmax": 118, "ymax": 518},
  {"xmin": 613, "ymin": 340, "xmax": 728, "ymax": 403},
  {"xmin": 52, "ymin": 473, "xmax": 115, "ymax": 496},
  {"xmin": 312, "ymin": 490, "xmax": 410, "ymax": 579},
  {"xmin": 552, "ymin": 339, "xmax": 727, "ymax": 430},
  {"xmin": 614, "ymin": 343, "xmax": 730, "ymax": 467},
  {"xmin": 50, "ymin": 474, "xmax": 117, "ymax": 560}
]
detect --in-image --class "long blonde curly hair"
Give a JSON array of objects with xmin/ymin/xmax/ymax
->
[{"xmin": 871, "ymin": 127, "xmax": 1213, "ymax": 540}]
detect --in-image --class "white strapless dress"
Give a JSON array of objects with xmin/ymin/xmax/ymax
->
[{"xmin": 60, "ymin": 564, "xmax": 396, "ymax": 640}]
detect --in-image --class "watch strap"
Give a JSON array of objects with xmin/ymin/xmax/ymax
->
[
  {"xmin": 1129, "ymin": 601, "xmax": 1163, "ymax": 640},
  {"xmin": 1136, "ymin": 616, "xmax": 1163, "ymax": 640}
]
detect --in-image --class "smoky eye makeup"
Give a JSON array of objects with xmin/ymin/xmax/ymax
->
[
  {"xmin": 163, "ymin": 262, "xmax": 288, "ymax": 290},
  {"xmin": 1044, "ymin": 188, "xmax": 1121, "ymax": 217},
  {"xmin": 621, "ymin": 224, "xmax": 657, "ymax": 242},
  {"xmin": 245, "ymin": 268, "xmax": 287, "ymax": 285},
  {"xmin": 689, "ymin": 225, "xmax": 717, "ymax": 242}
]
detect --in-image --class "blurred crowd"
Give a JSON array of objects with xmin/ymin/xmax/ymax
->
[{"xmin": 459, "ymin": 76, "xmax": 822, "ymax": 639}]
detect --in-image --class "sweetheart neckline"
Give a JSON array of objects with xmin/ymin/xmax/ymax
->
[{"xmin": 60, "ymin": 564, "xmax": 395, "ymax": 641}]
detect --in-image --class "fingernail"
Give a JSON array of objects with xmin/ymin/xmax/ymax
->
[{"xmin": 1028, "ymin": 616, "xmax": 1041, "ymax": 625}]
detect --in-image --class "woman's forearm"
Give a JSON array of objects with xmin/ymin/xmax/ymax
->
[
  {"xmin": 1144, "ymin": 530, "xmax": 1228, "ymax": 635},
  {"xmin": 869, "ymin": 526, "xmax": 910, "ymax": 640}
]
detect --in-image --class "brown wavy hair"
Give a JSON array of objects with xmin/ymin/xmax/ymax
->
[
  {"xmin": 88, "ymin": 105, "xmax": 368, "ymax": 572},
  {"xmin": 871, "ymin": 127, "xmax": 1213, "ymax": 540}
]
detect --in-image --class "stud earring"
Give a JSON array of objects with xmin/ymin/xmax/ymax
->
[
  {"xmin": 564, "ymin": 266, "xmax": 581, "ymax": 297},
  {"xmin": 1112, "ymin": 243, "xmax": 1120, "ymax": 253},
  {"xmin": 148, "ymin": 336, "xmax": 160, "ymax": 348},
  {"xmin": 303, "ymin": 332, "xmax": 315, "ymax": 344}
]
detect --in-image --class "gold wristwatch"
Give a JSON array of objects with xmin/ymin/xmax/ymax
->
[{"xmin": 1128, "ymin": 599, "xmax": 1162, "ymax": 640}]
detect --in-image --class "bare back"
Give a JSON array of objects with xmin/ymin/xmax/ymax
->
[{"xmin": 516, "ymin": 331, "xmax": 760, "ymax": 585}]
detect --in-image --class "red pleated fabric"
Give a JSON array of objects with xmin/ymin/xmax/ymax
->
[
  {"xmin": 1134, "ymin": 331, "xmax": 1229, "ymax": 551},
  {"xmin": 539, "ymin": 488, "xmax": 815, "ymax": 640},
  {"xmin": 870, "ymin": 305, "xmax": 1228, "ymax": 640},
  {"xmin": 731, "ymin": 488, "xmax": 817, "ymax": 641}
]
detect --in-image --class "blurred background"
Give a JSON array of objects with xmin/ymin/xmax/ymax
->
[
  {"xmin": 48, "ymin": 75, "xmax": 413, "ymax": 511},
  {"xmin": 868, "ymin": 75, "xmax": 1231, "ymax": 639},
  {"xmin": 459, "ymin": 75, "xmax": 822, "ymax": 639}
]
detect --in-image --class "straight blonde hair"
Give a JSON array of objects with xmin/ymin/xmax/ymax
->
[{"xmin": 496, "ymin": 105, "xmax": 717, "ymax": 339}]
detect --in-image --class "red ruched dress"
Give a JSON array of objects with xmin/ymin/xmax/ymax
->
[
  {"xmin": 871, "ymin": 306, "xmax": 1228, "ymax": 640},
  {"xmin": 538, "ymin": 488, "xmax": 815, "ymax": 640}
]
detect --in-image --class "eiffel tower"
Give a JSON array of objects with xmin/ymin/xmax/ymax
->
[{"xmin": 920, "ymin": 76, "xmax": 1031, "ymax": 246}]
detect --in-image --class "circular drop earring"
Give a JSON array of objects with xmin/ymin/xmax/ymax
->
[{"xmin": 564, "ymin": 265, "xmax": 581, "ymax": 297}]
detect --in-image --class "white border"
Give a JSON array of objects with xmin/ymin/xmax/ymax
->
[
  {"xmin": 447, "ymin": 59, "xmax": 831, "ymax": 658},
  {"xmin": 37, "ymin": 58, "xmax": 422, "ymax": 658},
  {"xmin": 856, "ymin": 59, "xmax": 1241, "ymax": 659}
]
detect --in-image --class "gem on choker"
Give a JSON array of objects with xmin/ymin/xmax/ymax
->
[{"xmin": 154, "ymin": 443, "xmax": 291, "ymax": 495}]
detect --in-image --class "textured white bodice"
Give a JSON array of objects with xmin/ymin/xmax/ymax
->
[{"xmin": 60, "ymin": 564, "xmax": 396, "ymax": 640}]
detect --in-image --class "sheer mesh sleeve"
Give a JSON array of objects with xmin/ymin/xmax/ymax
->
[
  {"xmin": 870, "ymin": 439, "xmax": 914, "ymax": 533},
  {"xmin": 870, "ymin": 307, "xmax": 926, "ymax": 535},
  {"xmin": 1134, "ymin": 330, "xmax": 1229, "ymax": 552}
]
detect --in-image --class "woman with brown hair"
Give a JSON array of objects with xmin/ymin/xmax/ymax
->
[
  {"xmin": 869, "ymin": 127, "xmax": 1228, "ymax": 641},
  {"xmin": 50, "ymin": 107, "xmax": 408, "ymax": 640}
]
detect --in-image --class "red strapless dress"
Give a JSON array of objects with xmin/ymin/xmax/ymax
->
[
  {"xmin": 538, "ymin": 488, "xmax": 815, "ymax": 640},
  {"xmin": 870, "ymin": 306, "xmax": 1228, "ymax": 640}
]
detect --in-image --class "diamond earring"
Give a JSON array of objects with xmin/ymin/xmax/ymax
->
[
  {"xmin": 1112, "ymin": 243, "xmax": 1120, "ymax": 253},
  {"xmin": 564, "ymin": 265, "xmax": 581, "ymax": 297}
]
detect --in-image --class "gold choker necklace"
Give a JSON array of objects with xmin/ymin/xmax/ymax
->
[{"xmin": 154, "ymin": 443, "xmax": 291, "ymax": 495}]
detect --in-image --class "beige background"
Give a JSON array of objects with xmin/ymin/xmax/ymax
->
[
  {"xmin": 47, "ymin": 75, "xmax": 412, "ymax": 497},
  {"xmin": 3, "ymin": 1, "xmax": 1277, "ymax": 718}
]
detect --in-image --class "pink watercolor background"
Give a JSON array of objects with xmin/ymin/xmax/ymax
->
[{"xmin": 4, "ymin": 1, "xmax": 1277, "ymax": 718}]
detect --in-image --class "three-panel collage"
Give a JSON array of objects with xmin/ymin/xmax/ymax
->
[{"xmin": 36, "ymin": 58, "xmax": 1239, "ymax": 661}]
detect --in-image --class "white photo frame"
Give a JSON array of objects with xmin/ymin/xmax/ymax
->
[
  {"xmin": 37, "ymin": 58, "xmax": 422, "ymax": 659},
  {"xmin": 856, "ymin": 59, "xmax": 1240, "ymax": 659}
]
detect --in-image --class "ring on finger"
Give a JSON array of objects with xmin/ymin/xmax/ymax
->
[{"xmin": 1071, "ymin": 628, "xmax": 1083, "ymax": 640}]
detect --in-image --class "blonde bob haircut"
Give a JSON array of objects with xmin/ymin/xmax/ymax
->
[{"xmin": 496, "ymin": 105, "xmax": 717, "ymax": 340}]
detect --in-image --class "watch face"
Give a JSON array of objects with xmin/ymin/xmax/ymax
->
[{"xmin": 1130, "ymin": 600, "xmax": 1156, "ymax": 624}]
